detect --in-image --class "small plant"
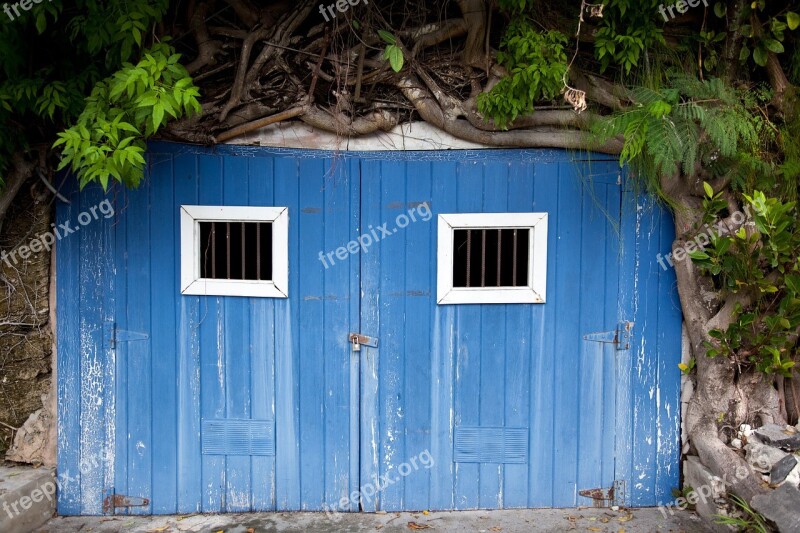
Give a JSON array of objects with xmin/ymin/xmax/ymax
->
[{"xmin": 714, "ymin": 494, "xmax": 770, "ymax": 533}]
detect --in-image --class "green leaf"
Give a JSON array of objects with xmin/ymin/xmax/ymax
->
[
  {"xmin": 762, "ymin": 39, "xmax": 784, "ymax": 54},
  {"xmin": 377, "ymin": 30, "xmax": 396, "ymax": 45},
  {"xmin": 753, "ymin": 46, "xmax": 768, "ymax": 66},
  {"xmin": 703, "ymin": 181, "xmax": 714, "ymax": 198},
  {"xmin": 714, "ymin": 2, "xmax": 726, "ymax": 18},
  {"xmin": 688, "ymin": 250, "xmax": 710, "ymax": 261},
  {"xmin": 787, "ymin": 12, "xmax": 800, "ymax": 31},
  {"xmin": 384, "ymin": 45, "xmax": 404, "ymax": 72}
]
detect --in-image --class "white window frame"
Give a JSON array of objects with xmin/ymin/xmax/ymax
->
[
  {"xmin": 180, "ymin": 205, "xmax": 289, "ymax": 298},
  {"xmin": 437, "ymin": 213, "xmax": 548, "ymax": 305}
]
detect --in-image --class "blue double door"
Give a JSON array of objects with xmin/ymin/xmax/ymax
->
[{"xmin": 59, "ymin": 148, "xmax": 640, "ymax": 515}]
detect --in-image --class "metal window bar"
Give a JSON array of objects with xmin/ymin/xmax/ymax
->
[
  {"xmin": 256, "ymin": 223, "xmax": 261, "ymax": 281},
  {"xmin": 241, "ymin": 222, "xmax": 246, "ymax": 280},
  {"xmin": 211, "ymin": 222, "xmax": 217, "ymax": 279},
  {"xmin": 465, "ymin": 229, "xmax": 472, "ymax": 288},
  {"xmin": 512, "ymin": 229, "xmax": 518, "ymax": 287},
  {"xmin": 497, "ymin": 229, "xmax": 502, "ymax": 287},
  {"xmin": 226, "ymin": 222, "xmax": 231, "ymax": 280},
  {"xmin": 480, "ymin": 229, "xmax": 487, "ymax": 288}
]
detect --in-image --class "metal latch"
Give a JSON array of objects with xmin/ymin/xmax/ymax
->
[
  {"xmin": 349, "ymin": 333, "xmax": 378, "ymax": 351},
  {"xmin": 102, "ymin": 493, "xmax": 150, "ymax": 514},
  {"xmin": 583, "ymin": 321, "xmax": 633, "ymax": 351}
]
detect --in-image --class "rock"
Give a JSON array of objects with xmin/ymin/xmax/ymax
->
[
  {"xmin": 745, "ymin": 441, "xmax": 789, "ymax": 473},
  {"xmin": 751, "ymin": 483, "xmax": 800, "ymax": 532},
  {"xmin": 739, "ymin": 424, "xmax": 753, "ymax": 438},
  {"xmin": 730, "ymin": 438, "xmax": 743, "ymax": 450},
  {"xmin": 753, "ymin": 423, "xmax": 800, "ymax": 452},
  {"xmin": 770, "ymin": 455, "xmax": 799, "ymax": 485},
  {"xmin": 683, "ymin": 456, "xmax": 729, "ymax": 532}
]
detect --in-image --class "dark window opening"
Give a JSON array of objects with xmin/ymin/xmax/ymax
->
[
  {"xmin": 199, "ymin": 221, "xmax": 273, "ymax": 281},
  {"xmin": 452, "ymin": 228, "xmax": 530, "ymax": 288}
]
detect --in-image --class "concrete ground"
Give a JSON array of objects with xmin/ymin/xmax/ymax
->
[
  {"xmin": 41, "ymin": 507, "xmax": 716, "ymax": 533},
  {"xmin": 0, "ymin": 465, "xmax": 56, "ymax": 533}
]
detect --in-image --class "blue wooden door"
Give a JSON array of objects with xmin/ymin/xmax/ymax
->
[
  {"xmin": 95, "ymin": 151, "xmax": 363, "ymax": 514},
  {"xmin": 57, "ymin": 145, "xmax": 681, "ymax": 515},
  {"xmin": 358, "ymin": 156, "xmax": 623, "ymax": 510}
]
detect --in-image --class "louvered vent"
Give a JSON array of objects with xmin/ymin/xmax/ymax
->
[
  {"xmin": 201, "ymin": 419, "xmax": 275, "ymax": 456},
  {"xmin": 454, "ymin": 426, "xmax": 528, "ymax": 464}
]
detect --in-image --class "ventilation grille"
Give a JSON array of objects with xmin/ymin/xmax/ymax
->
[
  {"xmin": 454, "ymin": 426, "xmax": 528, "ymax": 464},
  {"xmin": 201, "ymin": 419, "xmax": 275, "ymax": 456}
]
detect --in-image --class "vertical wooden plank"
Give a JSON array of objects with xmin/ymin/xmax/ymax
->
[
  {"xmin": 222, "ymin": 156, "xmax": 252, "ymax": 512},
  {"xmin": 125, "ymin": 177, "xmax": 153, "ymax": 515},
  {"xmin": 655, "ymin": 199, "xmax": 682, "ymax": 504},
  {"xmin": 551, "ymin": 161, "xmax": 582, "ymax": 506},
  {"xmin": 112, "ymin": 186, "xmax": 129, "ymax": 514},
  {"xmin": 248, "ymin": 156, "xmax": 277, "ymax": 511},
  {"xmin": 401, "ymin": 160, "xmax": 434, "ymax": 511},
  {"xmin": 198, "ymin": 154, "xmax": 225, "ymax": 512},
  {"xmin": 295, "ymin": 158, "xmax": 326, "ymax": 509},
  {"xmin": 602, "ymin": 174, "xmax": 622, "ymax": 489},
  {"xmin": 174, "ymin": 151, "xmax": 202, "ymax": 512},
  {"xmin": 478, "ymin": 160, "xmax": 508, "ymax": 509},
  {"xmin": 575, "ymin": 176, "xmax": 610, "ymax": 501},
  {"xmin": 359, "ymin": 159, "xmax": 382, "ymax": 512},
  {"xmin": 428, "ymin": 160, "xmax": 458, "ymax": 511},
  {"xmin": 453, "ymin": 159, "xmax": 483, "ymax": 510},
  {"xmin": 615, "ymin": 177, "xmax": 638, "ymax": 506},
  {"xmin": 150, "ymin": 155, "xmax": 178, "ymax": 513},
  {"xmin": 527, "ymin": 162, "xmax": 559, "ymax": 508},
  {"xmin": 630, "ymin": 197, "xmax": 661, "ymax": 506},
  {"xmin": 503, "ymin": 160, "xmax": 534, "ymax": 508},
  {"xmin": 274, "ymin": 155, "xmax": 301, "ymax": 510},
  {"xmin": 318, "ymin": 158, "xmax": 359, "ymax": 511},
  {"xmin": 56, "ymin": 181, "xmax": 82, "ymax": 515},
  {"xmin": 375, "ymin": 160, "xmax": 407, "ymax": 510}
]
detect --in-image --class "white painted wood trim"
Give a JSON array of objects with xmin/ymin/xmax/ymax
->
[
  {"xmin": 436, "ymin": 213, "xmax": 548, "ymax": 305},
  {"xmin": 180, "ymin": 205, "xmax": 289, "ymax": 298}
]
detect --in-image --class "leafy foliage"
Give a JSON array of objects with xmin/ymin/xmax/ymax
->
[
  {"xmin": 0, "ymin": 0, "xmax": 183, "ymax": 190},
  {"xmin": 596, "ymin": 76, "xmax": 767, "ymax": 180},
  {"xmin": 594, "ymin": 0, "xmax": 666, "ymax": 74},
  {"xmin": 477, "ymin": 22, "xmax": 567, "ymax": 128},
  {"xmin": 53, "ymin": 44, "xmax": 201, "ymax": 189},
  {"xmin": 692, "ymin": 190, "xmax": 800, "ymax": 377}
]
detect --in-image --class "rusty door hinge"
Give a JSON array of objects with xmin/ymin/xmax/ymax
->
[
  {"xmin": 102, "ymin": 493, "xmax": 150, "ymax": 514},
  {"xmin": 579, "ymin": 480, "xmax": 626, "ymax": 508},
  {"xmin": 583, "ymin": 321, "xmax": 633, "ymax": 351}
]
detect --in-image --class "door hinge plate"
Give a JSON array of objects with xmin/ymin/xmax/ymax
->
[
  {"xmin": 579, "ymin": 479, "xmax": 626, "ymax": 508},
  {"xmin": 102, "ymin": 492, "xmax": 150, "ymax": 514},
  {"xmin": 105, "ymin": 321, "xmax": 149, "ymax": 349},
  {"xmin": 583, "ymin": 321, "xmax": 633, "ymax": 351}
]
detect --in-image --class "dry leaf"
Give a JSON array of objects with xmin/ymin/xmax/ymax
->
[
  {"xmin": 246, "ymin": 529, "xmax": 255, "ymax": 533},
  {"xmin": 599, "ymin": 517, "xmax": 610, "ymax": 523},
  {"xmin": 490, "ymin": 527, "xmax": 502, "ymax": 532},
  {"xmin": 617, "ymin": 513, "xmax": 634, "ymax": 522},
  {"xmin": 423, "ymin": 510, "xmax": 430, "ymax": 515},
  {"xmin": 618, "ymin": 529, "xmax": 626, "ymax": 533},
  {"xmin": 407, "ymin": 522, "xmax": 432, "ymax": 530},
  {"xmin": 587, "ymin": 528, "xmax": 602, "ymax": 532},
  {"xmin": 146, "ymin": 527, "xmax": 170, "ymax": 533}
]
